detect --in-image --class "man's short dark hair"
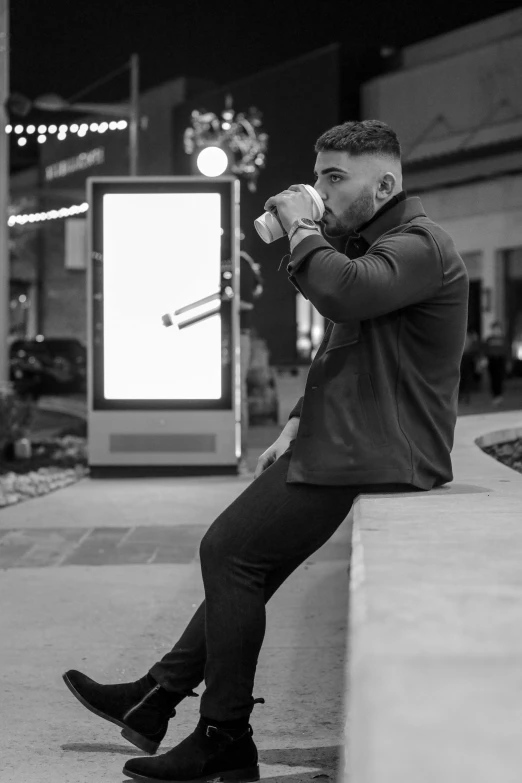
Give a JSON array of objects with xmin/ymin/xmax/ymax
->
[{"xmin": 315, "ymin": 120, "xmax": 401, "ymax": 161}]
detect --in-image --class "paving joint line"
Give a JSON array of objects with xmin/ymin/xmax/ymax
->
[
  {"xmin": 146, "ymin": 547, "xmax": 159, "ymax": 564},
  {"xmin": 53, "ymin": 527, "xmax": 94, "ymax": 567},
  {"xmin": 116, "ymin": 526, "xmax": 135, "ymax": 547}
]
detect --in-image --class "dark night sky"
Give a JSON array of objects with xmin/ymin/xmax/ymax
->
[
  {"xmin": 8, "ymin": 0, "xmax": 522, "ymax": 171},
  {"xmin": 10, "ymin": 0, "xmax": 522, "ymax": 102}
]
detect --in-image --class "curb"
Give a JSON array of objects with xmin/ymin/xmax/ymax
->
[{"xmin": 37, "ymin": 396, "xmax": 87, "ymax": 420}]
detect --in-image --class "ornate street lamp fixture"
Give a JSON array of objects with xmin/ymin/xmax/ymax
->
[{"xmin": 184, "ymin": 94, "xmax": 268, "ymax": 192}]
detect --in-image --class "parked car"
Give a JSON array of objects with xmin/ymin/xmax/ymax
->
[{"xmin": 9, "ymin": 338, "xmax": 87, "ymax": 397}]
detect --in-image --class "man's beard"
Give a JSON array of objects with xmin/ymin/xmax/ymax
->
[{"xmin": 323, "ymin": 187, "xmax": 375, "ymax": 238}]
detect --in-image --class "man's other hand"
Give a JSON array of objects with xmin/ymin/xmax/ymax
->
[{"xmin": 254, "ymin": 417, "xmax": 300, "ymax": 479}]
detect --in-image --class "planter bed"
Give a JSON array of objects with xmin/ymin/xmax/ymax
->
[
  {"xmin": 0, "ymin": 436, "xmax": 89, "ymax": 508},
  {"xmin": 482, "ymin": 437, "xmax": 522, "ymax": 474}
]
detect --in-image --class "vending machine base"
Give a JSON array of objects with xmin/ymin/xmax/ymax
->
[{"xmin": 88, "ymin": 409, "xmax": 239, "ymax": 477}]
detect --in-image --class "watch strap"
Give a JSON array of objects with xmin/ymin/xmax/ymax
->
[{"xmin": 288, "ymin": 219, "xmax": 319, "ymax": 243}]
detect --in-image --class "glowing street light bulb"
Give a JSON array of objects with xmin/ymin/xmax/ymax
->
[
  {"xmin": 18, "ymin": 137, "xmax": 27, "ymax": 146},
  {"xmin": 196, "ymin": 146, "xmax": 228, "ymax": 177}
]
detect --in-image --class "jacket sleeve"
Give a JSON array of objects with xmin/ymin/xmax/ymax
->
[
  {"xmin": 288, "ymin": 396, "xmax": 303, "ymax": 420},
  {"xmin": 286, "ymin": 226, "xmax": 444, "ymax": 322}
]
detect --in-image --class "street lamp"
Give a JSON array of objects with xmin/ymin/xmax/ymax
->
[
  {"xmin": 184, "ymin": 95, "xmax": 268, "ymax": 192},
  {"xmin": 0, "ymin": 0, "xmax": 10, "ymax": 383},
  {"xmin": 196, "ymin": 146, "xmax": 229, "ymax": 177}
]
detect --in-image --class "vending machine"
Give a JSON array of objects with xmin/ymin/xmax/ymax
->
[{"xmin": 86, "ymin": 176, "xmax": 240, "ymax": 476}]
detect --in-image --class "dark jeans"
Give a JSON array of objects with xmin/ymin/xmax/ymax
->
[
  {"xmin": 487, "ymin": 357, "xmax": 506, "ymax": 398},
  {"xmin": 149, "ymin": 448, "xmax": 417, "ymax": 722}
]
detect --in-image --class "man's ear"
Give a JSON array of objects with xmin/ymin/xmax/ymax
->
[{"xmin": 378, "ymin": 172, "xmax": 397, "ymax": 199}]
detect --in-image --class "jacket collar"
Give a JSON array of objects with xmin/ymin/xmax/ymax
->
[{"xmin": 355, "ymin": 194, "xmax": 426, "ymax": 247}]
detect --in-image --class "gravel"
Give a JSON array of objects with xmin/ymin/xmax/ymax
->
[{"xmin": 481, "ymin": 438, "xmax": 522, "ymax": 474}]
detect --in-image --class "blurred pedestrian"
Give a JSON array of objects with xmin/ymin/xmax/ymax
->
[
  {"xmin": 238, "ymin": 245, "xmax": 264, "ymax": 473},
  {"xmin": 459, "ymin": 328, "xmax": 479, "ymax": 405},
  {"xmin": 62, "ymin": 120, "xmax": 468, "ymax": 783},
  {"xmin": 483, "ymin": 321, "xmax": 510, "ymax": 405}
]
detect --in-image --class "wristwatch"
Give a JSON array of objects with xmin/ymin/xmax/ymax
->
[{"xmin": 288, "ymin": 217, "xmax": 319, "ymax": 242}]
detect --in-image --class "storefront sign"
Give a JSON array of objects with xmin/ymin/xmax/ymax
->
[{"xmin": 45, "ymin": 148, "xmax": 105, "ymax": 182}]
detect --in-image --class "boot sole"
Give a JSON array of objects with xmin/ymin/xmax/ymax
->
[
  {"xmin": 62, "ymin": 672, "xmax": 160, "ymax": 755},
  {"xmin": 122, "ymin": 764, "xmax": 260, "ymax": 782}
]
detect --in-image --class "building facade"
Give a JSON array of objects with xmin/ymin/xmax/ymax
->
[
  {"xmin": 9, "ymin": 75, "xmax": 213, "ymax": 343},
  {"xmin": 362, "ymin": 7, "xmax": 522, "ymax": 367}
]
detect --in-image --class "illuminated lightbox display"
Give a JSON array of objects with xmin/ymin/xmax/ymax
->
[
  {"xmin": 101, "ymin": 192, "xmax": 222, "ymax": 400},
  {"xmin": 87, "ymin": 177, "xmax": 239, "ymax": 474}
]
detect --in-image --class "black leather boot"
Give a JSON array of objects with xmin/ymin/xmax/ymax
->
[
  {"xmin": 122, "ymin": 717, "xmax": 260, "ymax": 782},
  {"xmin": 63, "ymin": 669, "xmax": 197, "ymax": 754}
]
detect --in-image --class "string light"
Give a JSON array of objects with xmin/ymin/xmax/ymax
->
[
  {"xmin": 8, "ymin": 202, "xmax": 89, "ymax": 227},
  {"xmin": 3, "ymin": 119, "xmax": 128, "ymax": 143},
  {"xmin": 17, "ymin": 137, "xmax": 27, "ymax": 147}
]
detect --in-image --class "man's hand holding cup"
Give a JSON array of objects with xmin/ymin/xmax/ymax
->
[{"xmin": 254, "ymin": 184, "xmax": 324, "ymax": 244}]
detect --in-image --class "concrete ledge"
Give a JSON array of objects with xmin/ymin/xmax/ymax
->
[{"xmin": 344, "ymin": 411, "xmax": 522, "ymax": 783}]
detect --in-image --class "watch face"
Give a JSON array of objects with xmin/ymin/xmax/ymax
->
[{"xmin": 301, "ymin": 218, "xmax": 316, "ymax": 227}]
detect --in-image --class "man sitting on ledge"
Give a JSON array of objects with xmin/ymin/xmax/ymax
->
[{"xmin": 62, "ymin": 120, "xmax": 469, "ymax": 783}]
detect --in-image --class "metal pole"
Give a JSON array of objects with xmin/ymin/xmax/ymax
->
[
  {"xmin": 0, "ymin": 0, "xmax": 9, "ymax": 383},
  {"xmin": 129, "ymin": 53, "xmax": 139, "ymax": 176}
]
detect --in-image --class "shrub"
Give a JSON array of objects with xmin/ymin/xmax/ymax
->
[{"xmin": 0, "ymin": 382, "xmax": 36, "ymax": 454}]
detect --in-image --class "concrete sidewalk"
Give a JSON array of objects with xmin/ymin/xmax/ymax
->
[{"xmin": 0, "ymin": 465, "xmax": 350, "ymax": 783}]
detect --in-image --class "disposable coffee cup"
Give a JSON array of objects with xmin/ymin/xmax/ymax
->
[{"xmin": 254, "ymin": 184, "xmax": 324, "ymax": 244}]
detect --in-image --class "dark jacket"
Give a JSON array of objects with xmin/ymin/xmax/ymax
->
[{"xmin": 284, "ymin": 196, "xmax": 469, "ymax": 490}]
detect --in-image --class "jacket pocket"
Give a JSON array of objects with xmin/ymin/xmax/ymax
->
[
  {"xmin": 357, "ymin": 373, "xmax": 388, "ymax": 447},
  {"xmin": 325, "ymin": 320, "xmax": 360, "ymax": 352}
]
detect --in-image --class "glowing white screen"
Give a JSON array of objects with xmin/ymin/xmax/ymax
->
[{"xmin": 102, "ymin": 193, "xmax": 222, "ymax": 399}]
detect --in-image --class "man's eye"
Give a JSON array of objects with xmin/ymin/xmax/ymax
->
[{"xmin": 330, "ymin": 175, "xmax": 341, "ymax": 183}]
